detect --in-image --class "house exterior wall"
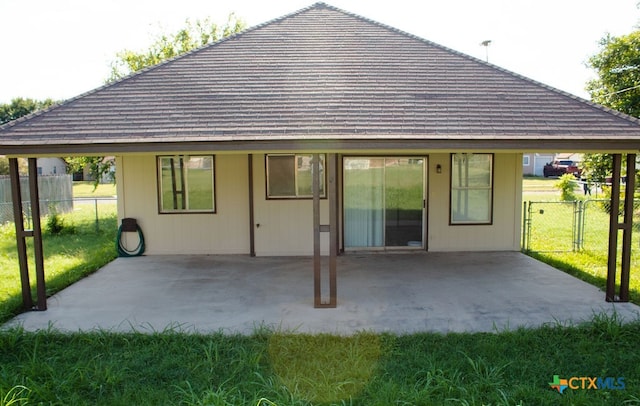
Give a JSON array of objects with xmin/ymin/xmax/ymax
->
[
  {"xmin": 252, "ymin": 153, "xmax": 330, "ymax": 256},
  {"xmin": 427, "ymin": 153, "xmax": 522, "ymax": 251},
  {"xmin": 116, "ymin": 152, "xmax": 522, "ymax": 256},
  {"xmin": 116, "ymin": 154, "xmax": 250, "ymax": 255},
  {"xmin": 523, "ymin": 153, "xmax": 555, "ymax": 177},
  {"xmin": 533, "ymin": 153, "xmax": 555, "ymax": 177},
  {"xmin": 522, "ymin": 154, "xmax": 534, "ymax": 176},
  {"xmin": 36, "ymin": 157, "xmax": 66, "ymax": 176}
]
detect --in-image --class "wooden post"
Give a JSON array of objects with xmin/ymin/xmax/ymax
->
[
  {"xmin": 606, "ymin": 154, "xmax": 621, "ymax": 301},
  {"xmin": 328, "ymin": 153, "xmax": 337, "ymax": 306},
  {"xmin": 313, "ymin": 153, "xmax": 322, "ymax": 306},
  {"xmin": 28, "ymin": 158, "xmax": 47, "ymax": 310},
  {"xmin": 619, "ymin": 154, "xmax": 636, "ymax": 302},
  {"xmin": 313, "ymin": 153, "xmax": 337, "ymax": 308},
  {"xmin": 606, "ymin": 153, "xmax": 635, "ymax": 302},
  {"xmin": 9, "ymin": 158, "xmax": 33, "ymax": 310},
  {"xmin": 248, "ymin": 154, "xmax": 256, "ymax": 257}
]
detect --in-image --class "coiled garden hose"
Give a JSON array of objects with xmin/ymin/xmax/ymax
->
[{"xmin": 116, "ymin": 223, "xmax": 145, "ymax": 257}]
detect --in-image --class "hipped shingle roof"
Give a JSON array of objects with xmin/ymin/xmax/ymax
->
[{"xmin": 2, "ymin": 2, "xmax": 640, "ymax": 154}]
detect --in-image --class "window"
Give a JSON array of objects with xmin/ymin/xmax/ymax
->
[
  {"xmin": 266, "ymin": 154, "xmax": 325, "ymax": 198},
  {"xmin": 450, "ymin": 153, "xmax": 493, "ymax": 224},
  {"xmin": 522, "ymin": 155, "xmax": 530, "ymax": 166},
  {"xmin": 157, "ymin": 155, "xmax": 215, "ymax": 213}
]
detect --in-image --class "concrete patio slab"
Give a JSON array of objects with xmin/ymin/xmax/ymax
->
[{"xmin": 4, "ymin": 252, "xmax": 639, "ymax": 334}]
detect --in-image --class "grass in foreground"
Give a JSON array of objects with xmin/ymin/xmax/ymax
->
[
  {"xmin": 0, "ymin": 313, "xmax": 639, "ymax": 405},
  {"xmin": 0, "ymin": 203, "xmax": 117, "ymax": 324}
]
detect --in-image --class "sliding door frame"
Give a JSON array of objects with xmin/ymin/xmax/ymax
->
[{"xmin": 341, "ymin": 155, "xmax": 428, "ymax": 252}]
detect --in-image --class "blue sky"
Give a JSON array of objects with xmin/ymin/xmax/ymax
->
[{"xmin": 0, "ymin": 0, "xmax": 638, "ymax": 103}]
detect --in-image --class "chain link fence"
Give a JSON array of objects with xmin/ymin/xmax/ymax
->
[
  {"xmin": 0, "ymin": 175, "xmax": 74, "ymax": 223},
  {"xmin": 0, "ymin": 198, "xmax": 117, "ymax": 231},
  {"xmin": 522, "ymin": 199, "xmax": 640, "ymax": 255}
]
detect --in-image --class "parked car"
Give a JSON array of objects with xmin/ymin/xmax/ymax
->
[{"xmin": 543, "ymin": 160, "xmax": 581, "ymax": 177}]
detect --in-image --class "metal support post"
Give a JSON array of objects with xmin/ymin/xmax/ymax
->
[
  {"xmin": 313, "ymin": 153, "xmax": 337, "ymax": 308},
  {"xmin": 619, "ymin": 154, "xmax": 636, "ymax": 301},
  {"xmin": 9, "ymin": 158, "xmax": 33, "ymax": 310},
  {"xmin": 605, "ymin": 153, "xmax": 634, "ymax": 302},
  {"xmin": 28, "ymin": 158, "xmax": 47, "ymax": 310},
  {"xmin": 606, "ymin": 154, "xmax": 622, "ymax": 301}
]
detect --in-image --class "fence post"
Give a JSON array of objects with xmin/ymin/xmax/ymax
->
[
  {"xmin": 94, "ymin": 198, "xmax": 99, "ymax": 232},
  {"xmin": 522, "ymin": 201, "xmax": 528, "ymax": 252},
  {"xmin": 573, "ymin": 200, "xmax": 583, "ymax": 251},
  {"xmin": 522, "ymin": 201, "xmax": 534, "ymax": 253}
]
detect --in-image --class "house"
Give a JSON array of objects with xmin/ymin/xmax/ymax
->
[
  {"xmin": 522, "ymin": 153, "xmax": 555, "ymax": 177},
  {"xmin": 36, "ymin": 157, "xmax": 66, "ymax": 176},
  {"xmin": 1, "ymin": 3, "xmax": 638, "ymax": 307}
]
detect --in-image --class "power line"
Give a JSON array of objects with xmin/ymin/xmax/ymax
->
[{"xmin": 603, "ymin": 84, "xmax": 640, "ymax": 97}]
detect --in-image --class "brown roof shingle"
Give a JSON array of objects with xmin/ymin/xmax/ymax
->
[{"xmin": 2, "ymin": 2, "xmax": 640, "ymax": 153}]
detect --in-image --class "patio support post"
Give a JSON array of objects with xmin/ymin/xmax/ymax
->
[
  {"xmin": 28, "ymin": 158, "xmax": 47, "ymax": 310},
  {"xmin": 9, "ymin": 158, "xmax": 33, "ymax": 310},
  {"xmin": 606, "ymin": 153, "xmax": 635, "ymax": 302},
  {"xmin": 606, "ymin": 154, "xmax": 622, "ymax": 301},
  {"xmin": 9, "ymin": 158, "xmax": 47, "ymax": 310},
  {"xmin": 313, "ymin": 153, "xmax": 337, "ymax": 308},
  {"xmin": 248, "ymin": 154, "xmax": 256, "ymax": 257},
  {"xmin": 328, "ymin": 153, "xmax": 338, "ymax": 305},
  {"xmin": 619, "ymin": 154, "xmax": 635, "ymax": 301}
]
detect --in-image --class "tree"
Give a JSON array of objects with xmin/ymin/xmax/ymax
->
[
  {"xmin": 108, "ymin": 13, "xmax": 245, "ymax": 82},
  {"xmin": 1, "ymin": 16, "xmax": 245, "ymax": 183},
  {"xmin": 0, "ymin": 97, "xmax": 56, "ymax": 126},
  {"xmin": 584, "ymin": 30, "xmax": 640, "ymax": 187},
  {"xmin": 0, "ymin": 98, "xmax": 56, "ymax": 175},
  {"xmin": 587, "ymin": 31, "xmax": 640, "ymax": 117},
  {"xmin": 83, "ymin": 14, "xmax": 244, "ymax": 187},
  {"xmin": 64, "ymin": 157, "xmax": 114, "ymax": 184}
]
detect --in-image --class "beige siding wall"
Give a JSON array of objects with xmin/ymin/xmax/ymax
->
[
  {"xmin": 116, "ymin": 152, "xmax": 522, "ymax": 255},
  {"xmin": 426, "ymin": 153, "xmax": 522, "ymax": 251},
  {"xmin": 117, "ymin": 154, "xmax": 250, "ymax": 254},
  {"xmin": 252, "ymin": 154, "xmax": 330, "ymax": 256}
]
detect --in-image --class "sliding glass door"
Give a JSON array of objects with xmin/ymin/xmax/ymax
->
[{"xmin": 344, "ymin": 157, "xmax": 425, "ymax": 249}]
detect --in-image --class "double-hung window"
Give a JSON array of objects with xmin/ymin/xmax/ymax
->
[
  {"xmin": 450, "ymin": 153, "xmax": 493, "ymax": 224},
  {"xmin": 266, "ymin": 154, "xmax": 325, "ymax": 198},
  {"xmin": 157, "ymin": 155, "xmax": 215, "ymax": 213}
]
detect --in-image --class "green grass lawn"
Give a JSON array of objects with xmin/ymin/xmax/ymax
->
[
  {"xmin": 1, "ymin": 314, "xmax": 639, "ymax": 405},
  {"xmin": 523, "ymin": 177, "xmax": 640, "ymax": 304},
  {"xmin": 72, "ymin": 181, "xmax": 117, "ymax": 198},
  {"xmin": 1, "ymin": 177, "xmax": 639, "ymax": 404},
  {"xmin": 0, "ymin": 203, "xmax": 117, "ymax": 323}
]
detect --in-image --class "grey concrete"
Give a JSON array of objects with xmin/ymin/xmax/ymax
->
[{"xmin": 5, "ymin": 252, "xmax": 639, "ymax": 334}]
